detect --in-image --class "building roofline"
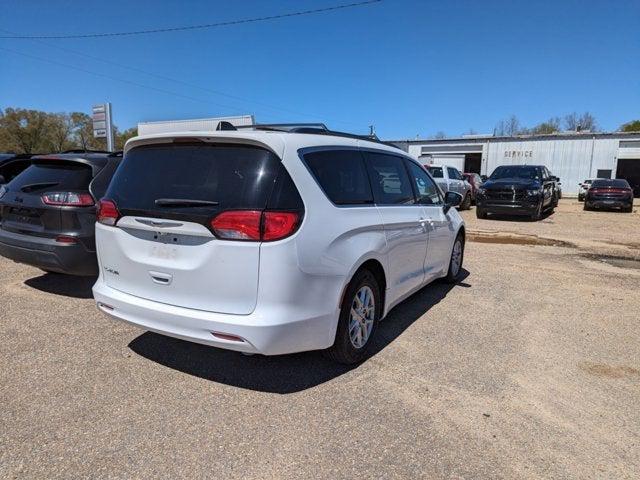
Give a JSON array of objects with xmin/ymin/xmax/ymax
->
[{"xmin": 387, "ymin": 131, "xmax": 640, "ymax": 144}]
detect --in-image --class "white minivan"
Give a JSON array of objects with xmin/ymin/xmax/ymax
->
[{"xmin": 93, "ymin": 125, "xmax": 465, "ymax": 364}]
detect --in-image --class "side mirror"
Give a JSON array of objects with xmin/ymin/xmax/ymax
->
[
  {"xmin": 480, "ymin": 175, "xmax": 488, "ymax": 182},
  {"xmin": 0, "ymin": 175, "xmax": 5, "ymax": 185},
  {"xmin": 443, "ymin": 191, "xmax": 463, "ymax": 213}
]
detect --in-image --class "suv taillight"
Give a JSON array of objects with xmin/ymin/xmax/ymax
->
[
  {"xmin": 211, "ymin": 210, "xmax": 300, "ymax": 242},
  {"xmin": 97, "ymin": 199, "xmax": 120, "ymax": 226},
  {"xmin": 42, "ymin": 192, "xmax": 94, "ymax": 206}
]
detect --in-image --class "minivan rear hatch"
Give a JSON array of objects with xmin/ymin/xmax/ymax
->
[{"xmin": 98, "ymin": 141, "xmax": 295, "ymax": 315}]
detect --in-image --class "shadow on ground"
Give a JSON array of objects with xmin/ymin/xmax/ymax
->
[
  {"xmin": 129, "ymin": 270, "xmax": 470, "ymax": 394},
  {"xmin": 24, "ymin": 273, "xmax": 96, "ymax": 299}
]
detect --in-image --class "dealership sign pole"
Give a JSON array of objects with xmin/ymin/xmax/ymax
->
[{"xmin": 92, "ymin": 103, "xmax": 114, "ymax": 152}]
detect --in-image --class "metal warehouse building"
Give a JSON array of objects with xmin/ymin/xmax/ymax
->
[{"xmin": 391, "ymin": 132, "xmax": 640, "ymax": 196}]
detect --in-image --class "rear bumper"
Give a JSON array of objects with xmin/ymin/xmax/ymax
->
[
  {"xmin": 586, "ymin": 198, "xmax": 632, "ymax": 209},
  {"xmin": 0, "ymin": 228, "xmax": 97, "ymax": 276},
  {"xmin": 92, "ymin": 280, "xmax": 338, "ymax": 356}
]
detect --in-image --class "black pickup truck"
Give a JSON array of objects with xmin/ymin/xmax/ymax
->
[{"xmin": 475, "ymin": 165, "xmax": 559, "ymax": 221}]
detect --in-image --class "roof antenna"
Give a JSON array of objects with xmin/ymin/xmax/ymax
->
[{"xmin": 369, "ymin": 125, "xmax": 375, "ymax": 137}]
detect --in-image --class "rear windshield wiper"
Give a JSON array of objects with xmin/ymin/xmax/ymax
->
[
  {"xmin": 154, "ymin": 198, "xmax": 219, "ymax": 208},
  {"xmin": 20, "ymin": 182, "xmax": 59, "ymax": 192}
]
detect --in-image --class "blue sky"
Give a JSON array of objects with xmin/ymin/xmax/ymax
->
[{"xmin": 1, "ymin": 0, "xmax": 638, "ymax": 139}]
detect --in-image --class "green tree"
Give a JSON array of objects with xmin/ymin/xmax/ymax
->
[
  {"xmin": 0, "ymin": 108, "xmax": 53, "ymax": 153},
  {"xmin": 531, "ymin": 117, "xmax": 561, "ymax": 135},
  {"xmin": 115, "ymin": 127, "xmax": 138, "ymax": 150},
  {"xmin": 48, "ymin": 113, "xmax": 74, "ymax": 152},
  {"xmin": 69, "ymin": 112, "xmax": 105, "ymax": 150},
  {"xmin": 620, "ymin": 120, "xmax": 640, "ymax": 132}
]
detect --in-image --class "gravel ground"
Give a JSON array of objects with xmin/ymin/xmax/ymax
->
[{"xmin": 1, "ymin": 200, "xmax": 638, "ymax": 479}]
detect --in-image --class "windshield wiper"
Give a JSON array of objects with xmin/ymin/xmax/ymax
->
[
  {"xmin": 154, "ymin": 198, "xmax": 219, "ymax": 208},
  {"xmin": 20, "ymin": 182, "xmax": 59, "ymax": 192}
]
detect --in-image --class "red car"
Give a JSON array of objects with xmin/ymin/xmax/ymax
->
[{"xmin": 463, "ymin": 172, "xmax": 483, "ymax": 204}]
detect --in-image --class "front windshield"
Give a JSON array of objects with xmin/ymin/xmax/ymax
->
[{"xmin": 490, "ymin": 166, "xmax": 540, "ymax": 180}]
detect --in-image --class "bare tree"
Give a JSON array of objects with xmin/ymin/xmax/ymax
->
[
  {"xmin": 564, "ymin": 112, "xmax": 597, "ymax": 132},
  {"xmin": 432, "ymin": 131, "xmax": 447, "ymax": 139},
  {"xmin": 504, "ymin": 115, "xmax": 521, "ymax": 136}
]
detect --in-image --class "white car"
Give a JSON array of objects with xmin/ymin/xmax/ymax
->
[
  {"xmin": 93, "ymin": 125, "xmax": 465, "ymax": 364},
  {"xmin": 578, "ymin": 179, "xmax": 598, "ymax": 202},
  {"xmin": 424, "ymin": 164, "xmax": 472, "ymax": 210}
]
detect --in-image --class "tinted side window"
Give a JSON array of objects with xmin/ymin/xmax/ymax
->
[
  {"xmin": 447, "ymin": 167, "xmax": 461, "ymax": 180},
  {"xmin": 267, "ymin": 165, "xmax": 304, "ymax": 210},
  {"xmin": 405, "ymin": 160, "xmax": 442, "ymax": 205},
  {"xmin": 363, "ymin": 152, "xmax": 415, "ymax": 205},
  {"xmin": 303, "ymin": 150, "xmax": 373, "ymax": 205},
  {"xmin": 427, "ymin": 166, "xmax": 443, "ymax": 178}
]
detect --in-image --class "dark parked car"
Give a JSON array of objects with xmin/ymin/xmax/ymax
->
[
  {"xmin": 0, "ymin": 150, "xmax": 122, "ymax": 275},
  {"xmin": 584, "ymin": 179, "xmax": 633, "ymax": 212},
  {"xmin": 0, "ymin": 154, "xmax": 35, "ymax": 185},
  {"xmin": 475, "ymin": 165, "xmax": 558, "ymax": 220},
  {"xmin": 462, "ymin": 172, "xmax": 483, "ymax": 204}
]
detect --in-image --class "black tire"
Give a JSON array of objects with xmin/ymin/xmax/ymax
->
[
  {"xmin": 583, "ymin": 203, "xmax": 591, "ymax": 211},
  {"xmin": 325, "ymin": 269, "xmax": 380, "ymax": 365},
  {"xmin": 578, "ymin": 195, "xmax": 584, "ymax": 202},
  {"xmin": 476, "ymin": 208, "xmax": 487, "ymax": 219},
  {"xmin": 624, "ymin": 204, "xmax": 633, "ymax": 213},
  {"xmin": 444, "ymin": 233, "xmax": 465, "ymax": 283},
  {"xmin": 530, "ymin": 201, "xmax": 542, "ymax": 221},
  {"xmin": 460, "ymin": 193, "xmax": 472, "ymax": 211}
]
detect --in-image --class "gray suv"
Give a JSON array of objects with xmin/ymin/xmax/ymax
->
[{"xmin": 424, "ymin": 164, "xmax": 472, "ymax": 210}]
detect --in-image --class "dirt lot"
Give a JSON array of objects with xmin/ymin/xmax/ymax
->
[{"xmin": 1, "ymin": 200, "xmax": 639, "ymax": 479}]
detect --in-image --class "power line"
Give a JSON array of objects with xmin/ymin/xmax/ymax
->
[
  {"xmin": 0, "ymin": 1, "xmax": 382, "ymax": 39},
  {"xmin": 0, "ymin": 46, "xmax": 244, "ymax": 113},
  {"xmin": 0, "ymin": 45, "xmax": 367, "ymax": 130}
]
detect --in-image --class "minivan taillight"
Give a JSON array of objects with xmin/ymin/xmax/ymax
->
[
  {"xmin": 97, "ymin": 199, "xmax": 121, "ymax": 226},
  {"xmin": 42, "ymin": 192, "xmax": 94, "ymax": 206},
  {"xmin": 211, "ymin": 210, "xmax": 262, "ymax": 240},
  {"xmin": 211, "ymin": 210, "xmax": 300, "ymax": 242}
]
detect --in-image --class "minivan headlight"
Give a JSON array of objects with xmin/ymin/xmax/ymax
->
[
  {"xmin": 477, "ymin": 187, "xmax": 486, "ymax": 195},
  {"xmin": 526, "ymin": 189, "xmax": 541, "ymax": 196}
]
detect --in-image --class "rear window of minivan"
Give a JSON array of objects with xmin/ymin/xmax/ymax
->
[{"xmin": 106, "ymin": 143, "xmax": 286, "ymax": 218}]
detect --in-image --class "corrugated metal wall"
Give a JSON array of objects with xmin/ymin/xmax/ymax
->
[{"xmin": 485, "ymin": 137, "xmax": 619, "ymax": 194}]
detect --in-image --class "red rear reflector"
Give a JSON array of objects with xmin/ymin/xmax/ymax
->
[
  {"xmin": 55, "ymin": 235, "xmax": 78, "ymax": 244},
  {"xmin": 211, "ymin": 332, "xmax": 244, "ymax": 342},
  {"xmin": 263, "ymin": 211, "xmax": 299, "ymax": 241},
  {"xmin": 97, "ymin": 199, "xmax": 121, "ymax": 226},
  {"xmin": 42, "ymin": 192, "xmax": 94, "ymax": 206},
  {"xmin": 210, "ymin": 210, "xmax": 261, "ymax": 240}
]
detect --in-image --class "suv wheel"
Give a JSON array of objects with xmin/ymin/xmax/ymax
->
[
  {"xmin": 476, "ymin": 208, "xmax": 487, "ymax": 219},
  {"xmin": 325, "ymin": 269, "xmax": 380, "ymax": 365},
  {"xmin": 444, "ymin": 234, "xmax": 465, "ymax": 283},
  {"xmin": 460, "ymin": 193, "xmax": 472, "ymax": 210},
  {"xmin": 531, "ymin": 201, "xmax": 542, "ymax": 221}
]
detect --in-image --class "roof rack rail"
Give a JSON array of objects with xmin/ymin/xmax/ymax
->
[{"xmin": 233, "ymin": 123, "xmax": 401, "ymax": 150}]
